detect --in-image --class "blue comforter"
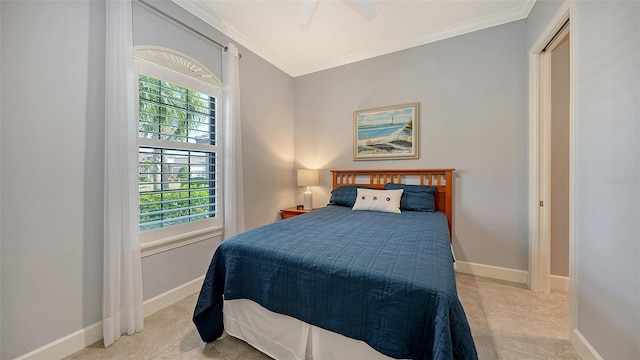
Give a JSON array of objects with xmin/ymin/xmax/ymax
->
[{"xmin": 193, "ymin": 206, "xmax": 477, "ymax": 360}]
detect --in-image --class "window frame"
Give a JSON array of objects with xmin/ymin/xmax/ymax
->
[{"xmin": 134, "ymin": 56, "xmax": 223, "ymax": 254}]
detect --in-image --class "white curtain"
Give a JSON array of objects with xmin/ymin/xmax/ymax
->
[
  {"xmin": 222, "ymin": 43, "xmax": 246, "ymax": 239},
  {"xmin": 103, "ymin": 0, "xmax": 144, "ymax": 347}
]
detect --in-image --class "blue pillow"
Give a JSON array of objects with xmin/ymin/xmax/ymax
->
[
  {"xmin": 384, "ymin": 183, "xmax": 437, "ymax": 212},
  {"xmin": 329, "ymin": 186, "xmax": 371, "ymax": 207}
]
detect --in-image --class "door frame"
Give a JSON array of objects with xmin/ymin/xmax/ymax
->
[{"xmin": 528, "ymin": 2, "xmax": 571, "ymax": 294}]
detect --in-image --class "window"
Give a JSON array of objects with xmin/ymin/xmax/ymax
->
[{"xmin": 135, "ymin": 49, "xmax": 222, "ymax": 246}]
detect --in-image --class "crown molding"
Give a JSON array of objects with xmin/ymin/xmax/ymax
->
[
  {"xmin": 291, "ymin": 1, "xmax": 536, "ymax": 77},
  {"xmin": 173, "ymin": 0, "xmax": 538, "ymax": 78},
  {"xmin": 171, "ymin": 0, "xmax": 295, "ymax": 74},
  {"xmin": 172, "ymin": 0, "xmax": 223, "ymax": 30}
]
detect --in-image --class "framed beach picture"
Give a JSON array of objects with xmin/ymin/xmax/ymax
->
[{"xmin": 353, "ymin": 102, "xmax": 419, "ymax": 160}]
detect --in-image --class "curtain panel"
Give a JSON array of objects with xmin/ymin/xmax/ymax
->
[
  {"xmin": 103, "ymin": 0, "xmax": 144, "ymax": 347},
  {"xmin": 222, "ymin": 43, "xmax": 246, "ymax": 239}
]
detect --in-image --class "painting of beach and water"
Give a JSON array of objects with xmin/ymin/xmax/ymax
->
[{"xmin": 354, "ymin": 102, "xmax": 419, "ymax": 160}]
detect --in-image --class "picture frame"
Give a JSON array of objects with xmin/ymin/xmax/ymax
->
[{"xmin": 353, "ymin": 102, "xmax": 419, "ymax": 160}]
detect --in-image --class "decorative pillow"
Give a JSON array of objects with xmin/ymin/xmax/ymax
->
[
  {"xmin": 352, "ymin": 188, "xmax": 404, "ymax": 214},
  {"xmin": 329, "ymin": 186, "xmax": 372, "ymax": 207},
  {"xmin": 384, "ymin": 183, "xmax": 437, "ymax": 212}
]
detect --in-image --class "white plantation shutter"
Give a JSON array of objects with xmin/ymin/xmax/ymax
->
[
  {"xmin": 135, "ymin": 55, "xmax": 222, "ymax": 242},
  {"xmin": 138, "ymin": 148, "xmax": 218, "ymax": 231}
]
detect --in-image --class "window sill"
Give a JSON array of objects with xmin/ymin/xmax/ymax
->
[{"xmin": 140, "ymin": 226, "xmax": 224, "ymax": 258}]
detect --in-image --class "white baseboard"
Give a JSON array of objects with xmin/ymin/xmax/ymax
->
[
  {"xmin": 571, "ymin": 329, "xmax": 604, "ymax": 360},
  {"xmin": 143, "ymin": 276, "xmax": 204, "ymax": 317},
  {"xmin": 550, "ymin": 274, "xmax": 570, "ymax": 291},
  {"xmin": 455, "ymin": 261, "xmax": 529, "ymax": 284},
  {"xmin": 14, "ymin": 276, "xmax": 204, "ymax": 360},
  {"xmin": 14, "ymin": 321, "xmax": 103, "ymax": 360}
]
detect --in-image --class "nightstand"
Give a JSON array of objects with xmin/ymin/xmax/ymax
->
[{"xmin": 280, "ymin": 207, "xmax": 312, "ymax": 219}]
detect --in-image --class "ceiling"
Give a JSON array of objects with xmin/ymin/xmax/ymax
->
[{"xmin": 173, "ymin": 0, "xmax": 536, "ymax": 77}]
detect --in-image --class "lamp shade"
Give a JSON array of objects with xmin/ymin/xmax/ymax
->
[{"xmin": 297, "ymin": 169, "xmax": 319, "ymax": 186}]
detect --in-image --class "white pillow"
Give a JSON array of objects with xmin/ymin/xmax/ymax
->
[{"xmin": 352, "ymin": 188, "xmax": 404, "ymax": 214}]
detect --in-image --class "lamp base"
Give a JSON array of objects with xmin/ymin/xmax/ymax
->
[{"xmin": 303, "ymin": 190, "xmax": 313, "ymax": 210}]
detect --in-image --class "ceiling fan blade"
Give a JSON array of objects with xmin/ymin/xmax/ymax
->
[
  {"xmin": 352, "ymin": 0, "xmax": 376, "ymax": 15},
  {"xmin": 299, "ymin": 0, "xmax": 317, "ymax": 25}
]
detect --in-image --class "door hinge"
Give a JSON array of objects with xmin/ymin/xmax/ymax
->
[{"xmin": 539, "ymin": 201, "xmax": 544, "ymax": 207}]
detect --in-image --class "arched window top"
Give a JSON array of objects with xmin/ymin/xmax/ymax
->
[{"xmin": 134, "ymin": 46, "xmax": 221, "ymax": 87}]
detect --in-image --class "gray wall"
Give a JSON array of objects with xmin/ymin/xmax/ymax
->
[
  {"xmin": 0, "ymin": 1, "xmax": 294, "ymax": 358},
  {"xmin": 1, "ymin": 2, "xmax": 106, "ymax": 358},
  {"xmin": 294, "ymin": 20, "xmax": 529, "ymax": 270},
  {"xmin": 238, "ymin": 48, "xmax": 296, "ymax": 229},
  {"xmin": 573, "ymin": 1, "xmax": 640, "ymax": 358}
]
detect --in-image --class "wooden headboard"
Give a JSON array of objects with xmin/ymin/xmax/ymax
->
[{"xmin": 331, "ymin": 169, "xmax": 455, "ymax": 240}]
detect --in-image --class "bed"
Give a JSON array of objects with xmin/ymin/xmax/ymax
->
[{"xmin": 193, "ymin": 169, "xmax": 477, "ymax": 360}]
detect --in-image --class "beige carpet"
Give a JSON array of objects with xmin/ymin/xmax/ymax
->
[{"xmin": 65, "ymin": 273, "xmax": 580, "ymax": 359}]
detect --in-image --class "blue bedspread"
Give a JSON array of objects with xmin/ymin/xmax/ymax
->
[{"xmin": 193, "ymin": 206, "xmax": 477, "ymax": 360}]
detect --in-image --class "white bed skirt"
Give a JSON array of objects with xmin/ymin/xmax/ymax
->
[{"xmin": 224, "ymin": 299, "xmax": 402, "ymax": 360}]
